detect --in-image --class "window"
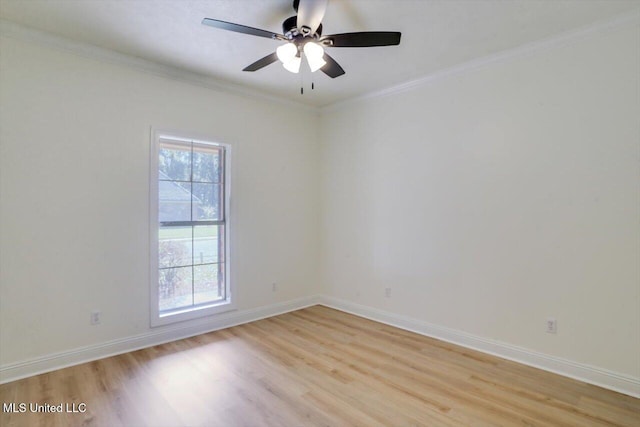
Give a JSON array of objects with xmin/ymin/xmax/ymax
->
[{"xmin": 150, "ymin": 131, "xmax": 231, "ymax": 326}]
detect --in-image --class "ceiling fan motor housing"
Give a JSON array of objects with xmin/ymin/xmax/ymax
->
[{"xmin": 283, "ymin": 16, "xmax": 323, "ymax": 39}]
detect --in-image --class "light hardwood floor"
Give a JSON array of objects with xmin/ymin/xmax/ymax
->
[{"xmin": 1, "ymin": 305, "xmax": 638, "ymax": 426}]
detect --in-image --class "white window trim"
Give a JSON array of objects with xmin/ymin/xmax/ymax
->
[{"xmin": 149, "ymin": 129, "xmax": 234, "ymax": 327}]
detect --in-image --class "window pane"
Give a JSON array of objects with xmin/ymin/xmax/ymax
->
[
  {"xmin": 193, "ymin": 147, "xmax": 222, "ymax": 183},
  {"xmin": 159, "ymin": 180, "xmax": 192, "ymax": 222},
  {"xmin": 159, "ymin": 266, "xmax": 193, "ymax": 312},
  {"xmin": 159, "ymin": 226, "xmax": 192, "ymax": 268},
  {"xmin": 194, "ymin": 264, "xmax": 224, "ymax": 305},
  {"xmin": 159, "ymin": 145, "xmax": 191, "ymax": 181},
  {"xmin": 192, "ymin": 183, "xmax": 222, "ymax": 221},
  {"xmin": 154, "ymin": 136, "xmax": 228, "ymax": 325},
  {"xmin": 193, "ymin": 225, "xmax": 223, "ymax": 264}
]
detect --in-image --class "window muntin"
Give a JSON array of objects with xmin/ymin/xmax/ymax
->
[{"xmin": 151, "ymin": 133, "xmax": 231, "ymax": 325}]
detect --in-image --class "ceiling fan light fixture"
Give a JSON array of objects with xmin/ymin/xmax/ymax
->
[
  {"xmin": 282, "ymin": 55, "xmax": 301, "ymax": 73},
  {"xmin": 276, "ymin": 42, "xmax": 298, "ymax": 63},
  {"xmin": 303, "ymin": 42, "xmax": 326, "ymax": 72}
]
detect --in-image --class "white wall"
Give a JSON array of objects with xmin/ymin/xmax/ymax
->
[
  {"xmin": 1, "ymin": 16, "xmax": 638, "ymax": 393},
  {"xmin": 0, "ymin": 35, "xmax": 321, "ymax": 367},
  {"xmin": 320, "ymin": 22, "xmax": 640, "ymax": 379}
]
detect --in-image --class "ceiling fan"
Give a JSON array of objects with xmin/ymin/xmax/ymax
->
[{"xmin": 202, "ymin": 0, "xmax": 401, "ymax": 78}]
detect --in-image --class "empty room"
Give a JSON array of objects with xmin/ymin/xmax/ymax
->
[{"xmin": 1, "ymin": 0, "xmax": 639, "ymax": 425}]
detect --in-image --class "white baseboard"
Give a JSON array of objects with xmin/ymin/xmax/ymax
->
[
  {"xmin": 3, "ymin": 294, "xmax": 638, "ymax": 399},
  {"xmin": 0, "ymin": 295, "xmax": 321, "ymax": 384},
  {"xmin": 319, "ymin": 295, "xmax": 640, "ymax": 399}
]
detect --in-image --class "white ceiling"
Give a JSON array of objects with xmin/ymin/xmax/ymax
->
[{"xmin": 1, "ymin": 0, "xmax": 638, "ymax": 107}]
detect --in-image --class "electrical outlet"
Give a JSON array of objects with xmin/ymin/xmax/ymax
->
[
  {"xmin": 91, "ymin": 311, "xmax": 101, "ymax": 325},
  {"xmin": 546, "ymin": 318, "xmax": 557, "ymax": 334},
  {"xmin": 385, "ymin": 288, "xmax": 392, "ymax": 298},
  {"xmin": 272, "ymin": 282, "xmax": 277, "ymax": 292}
]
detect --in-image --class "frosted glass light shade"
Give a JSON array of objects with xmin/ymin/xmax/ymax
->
[
  {"xmin": 282, "ymin": 56, "xmax": 301, "ymax": 73},
  {"xmin": 276, "ymin": 43, "xmax": 298, "ymax": 63},
  {"xmin": 303, "ymin": 42, "xmax": 326, "ymax": 72}
]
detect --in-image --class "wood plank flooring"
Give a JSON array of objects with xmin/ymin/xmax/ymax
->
[{"xmin": 1, "ymin": 305, "xmax": 638, "ymax": 426}]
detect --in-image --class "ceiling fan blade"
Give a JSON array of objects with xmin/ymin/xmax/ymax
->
[
  {"xmin": 320, "ymin": 53, "xmax": 345, "ymax": 78},
  {"xmin": 202, "ymin": 18, "xmax": 281, "ymax": 40},
  {"xmin": 296, "ymin": 0, "xmax": 328, "ymax": 35},
  {"xmin": 243, "ymin": 52, "xmax": 279, "ymax": 72},
  {"xmin": 321, "ymin": 32, "xmax": 401, "ymax": 47}
]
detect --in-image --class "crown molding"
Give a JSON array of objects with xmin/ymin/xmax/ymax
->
[
  {"xmin": 0, "ymin": 19, "xmax": 319, "ymax": 114},
  {"xmin": 1, "ymin": 9, "xmax": 638, "ymax": 116},
  {"xmin": 321, "ymin": 10, "xmax": 640, "ymax": 113}
]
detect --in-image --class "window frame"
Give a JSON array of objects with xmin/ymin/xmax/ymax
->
[{"xmin": 149, "ymin": 129, "xmax": 233, "ymax": 327}]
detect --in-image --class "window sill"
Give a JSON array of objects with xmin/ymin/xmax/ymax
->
[{"xmin": 150, "ymin": 299, "xmax": 235, "ymax": 327}]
